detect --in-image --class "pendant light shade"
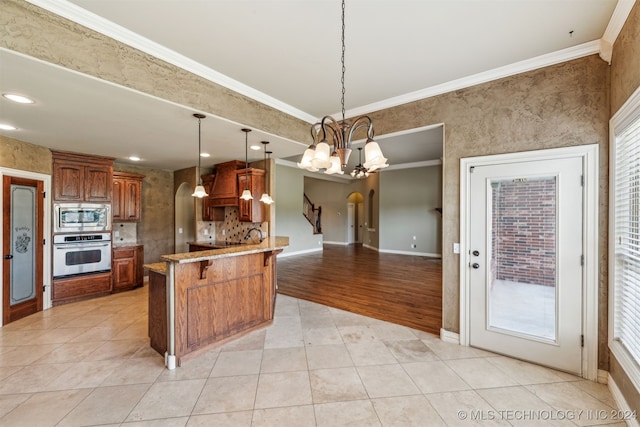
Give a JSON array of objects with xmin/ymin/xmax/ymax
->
[
  {"xmin": 192, "ymin": 113, "xmax": 208, "ymax": 198},
  {"xmin": 240, "ymin": 128, "xmax": 253, "ymax": 201}
]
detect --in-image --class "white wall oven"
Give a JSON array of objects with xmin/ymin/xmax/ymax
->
[
  {"xmin": 53, "ymin": 233, "xmax": 112, "ymax": 278},
  {"xmin": 53, "ymin": 203, "xmax": 111, "ymax": 234}
]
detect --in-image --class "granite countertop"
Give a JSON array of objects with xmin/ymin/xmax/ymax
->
[
  {"xmin": 144, "ymin": 262, "xmax": 166, "ymax": 274},
  {"xmin": 162, "ymin": 236, "xmax": 289, "ymax": 264},
  {"xmin": 113, "ymin": 241, "xmax": 143, "ymax": 248}
]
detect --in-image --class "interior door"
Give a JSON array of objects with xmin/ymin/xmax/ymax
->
[
  {"xmin": 468, "ymin": 156, "xmax": 583, "ymax": 374},
  {"xmin": 2, "ymin": 176, "xmax": 44, "ymax": 324},
  {"xmin": 347, "ymin": 203, "xmax": 355, "ymax": 244}
]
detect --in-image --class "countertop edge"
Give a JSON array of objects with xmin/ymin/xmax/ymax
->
[{"xmin": 160, "ymin": 236, "xmax": 289, "ymax": 264}]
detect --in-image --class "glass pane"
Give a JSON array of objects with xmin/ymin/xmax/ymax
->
[
  {"xmin": 10, "ymin": 184, "xmax": 37, "ymax": 305},
  {"xmin": 488, "ymin": 176, "xmax": 557, "ymax": 341}
]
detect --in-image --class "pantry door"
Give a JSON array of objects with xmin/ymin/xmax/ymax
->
[
  {"xmin": 2, "ymin": 175, "xmax": 44, "ymax": 324},
  {"xmin": 467, "ymin": 155, "xmax": 584, "ymax": 375}
]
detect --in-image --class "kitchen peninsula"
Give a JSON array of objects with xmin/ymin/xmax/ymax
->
[{"xmin": 145, "ymin": 236, "xmax": 288, "ymax": 368}]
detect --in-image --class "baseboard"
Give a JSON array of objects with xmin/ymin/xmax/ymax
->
[
  {"xmin": 598, "ymin": 369, "xmax": 609, "ymax": 384},
  {"xmin": 440, "ymin": 328, "xmax": 460, "ymax": 344},
  {"xmin": 608, "ymin": 373, "xmax": 640, "ymax": 427},
  {"xmin": 278, "ymin": 247, "xmax": 322, "ymax": 258},
  {"xmin": 363, "ymin": 244, "xmax": 379, "ymax": 251},
  {"xmin": 323, "ymin": 241, "xmax": 349, "ymax": 246},
  {"xmin": 379, "ymin": 249, "xmax": 442, "ymax": 258}
]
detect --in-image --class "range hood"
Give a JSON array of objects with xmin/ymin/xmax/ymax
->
[{"xmin": 208, "ymin": 160, "xmax": 245, "ymax": 207}]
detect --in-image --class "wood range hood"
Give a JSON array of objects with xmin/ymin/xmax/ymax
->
[{"xmin": 206, "ymin": 160, "xmax": 245, "ymax": 207}]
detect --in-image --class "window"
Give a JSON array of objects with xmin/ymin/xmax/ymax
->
[{"xmin": 611, "ymin": 86, "xmax": 640, "ymax": 389}]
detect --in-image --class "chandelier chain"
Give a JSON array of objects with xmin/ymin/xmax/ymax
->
[{"xmin": 341, "ymin": 0, "xmax": 346, "ymax": 124}]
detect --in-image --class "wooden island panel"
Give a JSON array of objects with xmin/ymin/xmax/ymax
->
[{"xmin": 173, "ymin": 252, "xmax": 276, "ymax": 361}]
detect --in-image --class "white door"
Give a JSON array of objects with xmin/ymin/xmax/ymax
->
[
  {"xmin": 347, "ymin": 203, "xmax": 355, "ymax": 244},
  {"xmin": 468, "ymin": 156, "xmax": 583, "ymax": 375}
]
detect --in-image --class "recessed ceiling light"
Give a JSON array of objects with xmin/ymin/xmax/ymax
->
[
  {"xmin": 0, "ymin": 124, "xmax": 17, "ymax": 131},
  {"xmin": 128, "ymin": 156, "xmax": 141, "ymax": 161},
  {"xmin": 200, "ymin": 153, "xmax": 211, "ymax": 158},
  {"xmin": 3, "ymin": 93, "xmax": 35, "ymax": 104},
  {"xmin": 250, "ymin": 145, "xmax": 261, "ymax": 151}
]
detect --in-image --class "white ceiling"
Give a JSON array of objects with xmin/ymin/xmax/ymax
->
[{"xmin": 0, "ymin": 0, "xmax": 626, "ymax": 173}]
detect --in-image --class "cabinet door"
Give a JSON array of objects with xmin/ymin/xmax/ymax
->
[
  {"xmin": 124, "ymin": 180, "xmax": 141, "ymax": 221},
  {"xmin": 85, "ymin": 165, "xmax": 112, "ymax": 202},
  {"xmin": 53, "ymin": 162, "xmax": 85, "ymax": 201},
  {"xmin": 113, "ymin": 258, "xmax": 135, "ymax": 291},
  {"xmin": 112, "ymin": 179, "xmax": 125, "ymax": 221},
  {"xmin": 238, "ymin": 173, "xmax": 264, "ymax": 223}
]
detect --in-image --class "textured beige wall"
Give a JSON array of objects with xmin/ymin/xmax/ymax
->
[
  {"xmin": 0, "ymin": 0, "xmax": 310, "ymax": 145},
  {"xmin": 367, "ymin": 55, "xmax": 610, "ymax": 368},
  {"xmin": 0, "ymin": 135, "xmax": 52, "ymax": 174},
  {"xmin": 609, "ymin": 0, "xmax": 640, "ymax": 413},
  {"xmin": 114, "ymin": 163, "xmax": 174, "ymax": 264},
  {"xmin": 611, "ymin": 0, "xmax": 640, "ymax": 114}
]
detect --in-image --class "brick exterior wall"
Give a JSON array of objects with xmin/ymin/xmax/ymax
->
[{"xmin": 491, "ymin": 178, "xmax": 556, "ymax": 286}]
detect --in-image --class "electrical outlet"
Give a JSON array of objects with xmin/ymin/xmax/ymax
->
[
  {"xmin": 178, "ymin": 228, "xmax": 183, "ymax": 234},
  {"xmin": 222, "ymin": 229, "xmax": 226, "ymax": 235},
  {"xmin": 114, "ymin": 231, "xmax": 120, "ymax": 237},
  {"xmin": 453, "ymin": 242, "xmax": 460, "ymax": 254},
  {"xmin": 413, "ymin": 236, "xmax": 417, "ymax": 240},
  {"xmin": 203, "ymin": 229, "xmax": 209, "ymax": 235},
  {"xmin": 411, "ymin": 244, "xmax": 417, "ymax": 248}
]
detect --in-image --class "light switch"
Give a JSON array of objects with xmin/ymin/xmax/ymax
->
[
  {"xmin": 178, "ymin": 228, "xmax": 183, "ymax": 234},
  {"xmin": 453, "ymin": 242, "xmax": 460, "ymax": 254}
]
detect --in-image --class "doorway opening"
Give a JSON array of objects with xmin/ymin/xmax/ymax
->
[
  {"xmin": 347, "ymin": 192, "xmax": 364, "ymax": 244},
  {"xmin": 174, "ymin": 182, "xmax": 195, "ymax": 254}
]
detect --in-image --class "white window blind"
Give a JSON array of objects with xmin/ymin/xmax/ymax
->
[{"xmin": 614, "ymin": 115, "xmax": 640, "ymax": 367}]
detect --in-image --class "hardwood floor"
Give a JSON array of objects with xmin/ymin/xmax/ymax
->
[{"xmin": 277, "ymin": 244, "xmax": 442, "ymax": 335}]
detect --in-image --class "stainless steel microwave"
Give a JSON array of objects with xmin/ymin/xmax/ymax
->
[{"xmin": 53, "ymin": 203, "xmax": 111, "ymax": 233}]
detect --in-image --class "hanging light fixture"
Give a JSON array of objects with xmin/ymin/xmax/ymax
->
[
  {"xmin": 259, "ymin": 141, "xmax": 274, "ymax": 204},
  {"xmin": 240, "ymin": 128, "xmax": 253, "ymax": 201},
  {"xmin": 350, "ymin": 147, "xmax": 369, "ymax": 178},
  {"xmin": 298, "ymin": 0, "xmax": 388, "ymax": 175},
  {"xmin": 192, "ymin": 113, "xmax": 208, "ymax": 198}
]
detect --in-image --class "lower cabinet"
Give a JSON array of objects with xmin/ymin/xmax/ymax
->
[
  {"xmin": 112, "ymin": 245, "xmax": 144, "ymax": 292},
  {"xmin": 52, "ymin": 272, "xmax": 112, "ymax": 305}
]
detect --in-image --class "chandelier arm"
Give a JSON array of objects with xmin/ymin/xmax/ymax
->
[
  {"xmin": 346, "ymin": 115, "xmax": 374, "ymax": 145},
  {"xmin": 310, "ymin": 122, "xmax": 322, "ymax": 145},
  {"xmin": 319, "ymin": 115, "xmax": 345, "ymax": 149}
]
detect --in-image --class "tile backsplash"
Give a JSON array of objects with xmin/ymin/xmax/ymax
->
[
  {"xmin": 113, "ymin": 222, "xmax": 138, "ymax": 245},
  {"xmin": 196, "ymin": 207, "xmax": 268, "ymax": 243}
]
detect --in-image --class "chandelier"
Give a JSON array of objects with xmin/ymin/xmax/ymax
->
[{"xmin": 298, "ymin": 0, "xmax": 388, "ymax": 176}]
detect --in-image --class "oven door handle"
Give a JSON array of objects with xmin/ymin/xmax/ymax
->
[{"xmin": 55, "ymin": 243, "xmax": 111, "ymax": 249}]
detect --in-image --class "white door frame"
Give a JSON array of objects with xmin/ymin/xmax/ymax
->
[
  {"xmin": 0, "ymin": 167, "xmax": 52, "ymax": 322},
  {"xmin": 460, "ymin": 144, "xmax": 599, "ymax": 380}
]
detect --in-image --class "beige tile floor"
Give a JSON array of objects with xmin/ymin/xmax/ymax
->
[{"xmin": 0, "ymin": 285, "xmax": 625, "ymax": 426}]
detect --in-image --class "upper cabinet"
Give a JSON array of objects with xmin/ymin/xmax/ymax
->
[
  {"xmin": 237, "ymin": 168, "xmax": 265, "ymax": 223},
  {"xmin": 113, "ymin": 172, "xmax": 144, "ymax": 222},
  {"xmin": 52, "ymin": 151, "xmax": 114, "ymax": 202}
]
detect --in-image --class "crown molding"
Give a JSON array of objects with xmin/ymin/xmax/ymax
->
[
  {"xmin": 24, "ymin": 0, "xmax": 318, "ymax": 124},
  {"xmin": 600, "ymin": 0, "xmax": 636, "ymax": 63},
  {"xmin": 346, "ymin": 40, "xmax": 601, "ymax": 118}
]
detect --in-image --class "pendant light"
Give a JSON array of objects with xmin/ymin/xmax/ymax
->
[
  {"xmin": 259, "ymin": 141, "xmax": 274, "ymax": 205},
  {"xmin": 192, "ymin": 113, "xmax": 208, "ymax": 198},
  {"xmin": 297, "ymin": 0, "xmax": 388, "ymax": 174},
  {"xmin": 240, "ymin": 128, "xmax": 253, "ymax": 201}
]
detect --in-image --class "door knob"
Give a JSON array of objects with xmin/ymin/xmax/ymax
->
[
  {"xmin": 4, "ymin": 255, "xmax": 13, "ymax": 260},
  {"xmin": 472, "ymin": 250, "xmax": 480, "ymax": 256},
  {"xmin": 471, "ymin": 263, "xmax": 480, "ymax": 269}
]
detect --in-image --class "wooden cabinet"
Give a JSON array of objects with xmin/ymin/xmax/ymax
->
[
  {"xmin": 209, "ymin": 160, "xmax": 245, "ymax": 206},
  {"xmin": 52, "ymin": 272, "xmax": 112, "ymax": 305},
  {"xmin": 52, "ymin": 151, "xmax": 113, "ymax": 202},
  {"xmin": 113, "ymin": 172, "xmax": 144, "ymax": 222},
  {"xmin": 237, "ymin": 168, "xmax": 265, "ymax": 222},
  {"xmin": 112, "ymin": 245, "xmax": 144, "ymax": 292}
]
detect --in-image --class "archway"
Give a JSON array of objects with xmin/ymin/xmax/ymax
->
[
  {"xmin": 175, "ymin": 182, "xmax": 195, "ymax": 253},
  {"xmin": 346, "ymin": 192, "xmax": 364, "ymax": 244}
]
